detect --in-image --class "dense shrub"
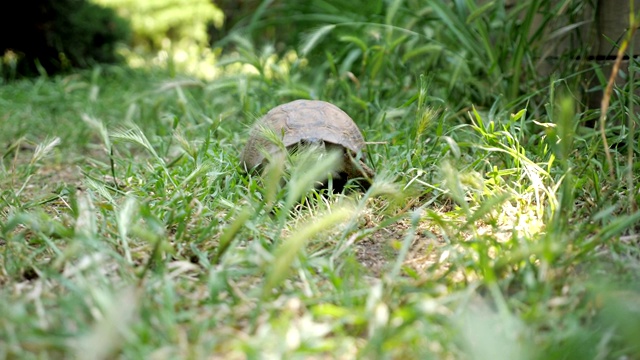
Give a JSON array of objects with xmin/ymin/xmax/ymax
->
[
  {"xmin": 211, "ymin": 0, "xmax": 384, "ymax": 49},
  {"xmin": 214, "ymin": 0, "xmax": 591, "ymax": 110},
  {"xmin": 0, "ymin": 0, "xmax": 130, "ymax": 77},
  {"xmin": 94, "ymin": 0, "xmax": 223, "ymax": 50}
]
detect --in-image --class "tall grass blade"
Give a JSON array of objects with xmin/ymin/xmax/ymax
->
[
  {"xmin": 300, "ymin": 25, "xmax": 337, "ymax": 57},
  {"xmin": 73, "ymin": 286, "xmax": 140, "ymax": 360},
  {"xmin": 117, "ymin": 197, "xmax": 137, "ymax": 264},
  {"xmin": 284, "ymin": 148, "xmax": 342, "ymax": 211},
  {"xmin": 30, "ymin": 137, "xmax": 61, "ymax": 166},
  {"xmin": 111, "ymin": 125, "xmax": 160, "ymax": 161},
  {"xmin": 214, "ymin": 207, "xmax": 253, "ymax": 263},
  {"xmin": 598, "ymin": 8, "xmax": 640, "ymax": 179},
  {"xmin": 262, "ymin": 206, "xmax": 354, "ymax": 298},
  {"xmin": 111, "ymin": 125, "xmax": 177, "ymax": 187}
]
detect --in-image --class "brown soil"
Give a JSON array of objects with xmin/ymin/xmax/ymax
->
[{"xmin": 355, "ymin": 217, "xmax": 447, "ymax": 277}]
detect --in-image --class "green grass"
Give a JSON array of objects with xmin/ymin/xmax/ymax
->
[{"xmin": 2, "ymin": 1, "xmax": 640, "ymax": 359}]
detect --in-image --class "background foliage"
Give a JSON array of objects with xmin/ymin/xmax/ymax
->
[
  {"xmin": 94, "ymin": 0, "xmax": 224, "ymax": 50},
  {"xmin": 0, "ymin": 0, "xmax": 130, "ymax": 78}
]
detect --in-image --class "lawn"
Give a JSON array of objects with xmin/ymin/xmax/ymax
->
[{"xmin": 2, "ymin": 1, "xmax": 640, "ymax": 359}]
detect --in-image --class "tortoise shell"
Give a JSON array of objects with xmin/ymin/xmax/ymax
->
[{"xmin": 240, "ymin": 99, "xmax": 374, "ymax": 181}]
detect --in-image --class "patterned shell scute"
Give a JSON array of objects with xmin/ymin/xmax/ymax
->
[{"xmin": 241, "ymin": 100, "xmax": 366, "ymax": 170}]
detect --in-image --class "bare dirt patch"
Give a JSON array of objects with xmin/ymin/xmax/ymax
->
[{"xmin": 355, "ymin": 218, "xmax": 447, "ymax": 277}]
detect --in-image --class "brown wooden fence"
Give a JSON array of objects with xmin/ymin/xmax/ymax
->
[{"xmin": 533, "ymin": 0, "xmax": 640, "ymax": 108}]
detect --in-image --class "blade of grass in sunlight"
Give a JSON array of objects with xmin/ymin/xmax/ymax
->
[
  {"xmin": 213, "ymin": 206, "xmax": 253, "ymax": 264},
  {"xmin": 111, "ymin": 124, "xmax": 178, "ymax": 187},
  {"xmin": 284, "ymin": 148, "xmax": 342, "ymax": 211},
  {"xmin": 73, "ymin": 286, "xmax": 140, "ymax": 360},
  {"xmin": 30, "ymin": 137, "xmax": 61, "ymax": 166},
  {"xmin": 111, "ymin": 125, "xmax": 162, "ymax": 162},
  {"xmin": 549, "ymin": 95, "xmax": 576, "ymax": 232},
  {"xmin": 300, "ymin": 25, "xmax": 337, "ymax": 57},
  {"xmin": 116, "ymin": 197, "xmax": 137, "ymax": 264},
  {"xmin": 263, "ymin": 205, "xmax": 354, "ymax": 298},
  {"xmin": 440, "ymin": 160, "xmax": 470, "ymax": 215}
]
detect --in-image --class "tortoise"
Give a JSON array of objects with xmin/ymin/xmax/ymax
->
[{"xmin": 240, "ymin": 99, "xmax": 374, "ymax": 190}]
